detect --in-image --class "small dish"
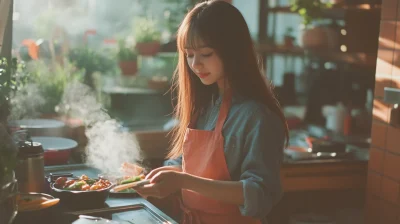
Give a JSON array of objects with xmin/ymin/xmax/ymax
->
[{"xmin": 17, "ymin": 193, "xmax": 59, "ymax": 212}]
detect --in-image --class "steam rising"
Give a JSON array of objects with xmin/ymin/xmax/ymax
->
[
  {"xmin": 59, "ymin": 82, "xmax": 141, "ymax": 174},
  {"xmin": 9, "ymin": 83, "xmax": 46, "ymax": 120}
]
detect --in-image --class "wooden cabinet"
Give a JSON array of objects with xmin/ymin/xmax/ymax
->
[{"xmin": 282, "ymin": 161, "xmax": 368, "ymax": 192}]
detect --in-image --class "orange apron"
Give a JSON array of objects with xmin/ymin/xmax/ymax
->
[{"xmin": 180, "ymin": 90, "xmax": 261, "ymax": 224}]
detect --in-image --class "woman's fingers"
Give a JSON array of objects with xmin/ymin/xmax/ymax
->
[
  {"xmin": 135, "ymin": 184, "xmax": 160, "ymax": 198},
  {"xmin": 145, "ymin": 167, "xmax": 171, "ymax": 180}
]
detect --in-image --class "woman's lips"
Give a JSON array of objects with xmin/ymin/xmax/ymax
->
[{"xmin": 198, "ymin": 73, "xmax": 210, "ymax": 79}]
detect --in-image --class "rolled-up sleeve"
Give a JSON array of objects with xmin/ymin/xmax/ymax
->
[
  {"xmin": 238, "ymin": 108, "xmax": 285, "ymax": 219},
  {"xmin": 163, "ymin": 155, "xmax": 183, "ymax": 166}
]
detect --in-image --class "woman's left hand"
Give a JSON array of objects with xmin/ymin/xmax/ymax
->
[{"xmin": 134, "ymin": 170, "xmax": 185, "ymax": 199}]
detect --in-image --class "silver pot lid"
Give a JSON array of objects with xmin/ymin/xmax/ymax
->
[
  {"xmin": 31, "ymin": 137, "xmax": 77, "ymax": 151},
  {"xmin": 8, "ymin": 119, "xmax": 65, "ymax": 129}
]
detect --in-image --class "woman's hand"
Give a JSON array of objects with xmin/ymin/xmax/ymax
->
[
  {"xmin": 134, "ymin": 169, "xmax": 185, "ymax": 199},
  {"xmin": 145, "ymin": 166, "xmax": 182, "ymax": 179}
]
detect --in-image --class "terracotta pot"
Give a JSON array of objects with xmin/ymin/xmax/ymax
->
[
  {"xmin": 118, "ymin": 60, "xmax": 138, "ymax": 76},
  {"xmin": 284, "ymin": 36, "xmax": 295, "ymax": 48},
  {"xmin": 148, "ymin": 79, "xmax": 169, "ymax": 91},
  {"xmin": 136, "ymin": 41, "xmax": 161, "ymax": 56},
  {"xmin": 300, "ymin": 26, "xmax": 340, "ymax": 51}
]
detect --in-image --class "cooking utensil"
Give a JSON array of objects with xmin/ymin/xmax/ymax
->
[
  {"xmin": 66, "ymin": 203, "xmax": 178, "ymax": 224},
  {"xmin": 13, "ymin": 193, "xmax": 60, "ymax": 224},
  {"xmin": 50, "ymin": 177, "xmax": 114, "ymax": 210},
  {"xmin": 284, "ymin": 146, "xmax": 313, "ymax": 160},
  {"xmin": 15, "ymin": 140, "xmax": 45, "ymax": 193},
  {"xmin": 8, "ymin": 119, "xmax": 66, "ymax": 137},
  {"xmin": 312, "ymin": 139, "xmax": 346, "ymax": 153},
  {"xmin": 98, "ymin": 173, "xmax": 140, "ymax": 197},
  {"xmin": 31, "ymin": 136, "xmax": 77, "ymax": 165},
  {"xmin": 17, "ymin": 193, "xmax": 59, "ymax": 212},
  {"xmin": 111, "ymin": 179, "xmax": 150, "ymax": 193}
]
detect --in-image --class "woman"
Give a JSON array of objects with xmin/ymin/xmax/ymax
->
[{"xmin": 134, "ymin": 1, "xmax": 288, "ymax": 223}]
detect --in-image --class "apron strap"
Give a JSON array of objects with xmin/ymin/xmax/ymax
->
[
  {"xmin": 214, "ymin": 89, "xmax": 233, "ymax": 133},
  {"xmin": 179, "ymin": 197, "xmax": 202, "ymax": 224}
]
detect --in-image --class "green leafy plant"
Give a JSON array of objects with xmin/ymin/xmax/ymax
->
[
  {"xmin": 290, "ymin": 0, "xmax": 333, "ymax": 26},
  {"xmin": 162, "ymin": 0, "xmax": 194, "ymax": 37},
  {"xmin": 0, "ymin": 58, "xmax": 18, "ymax": 123},
  {"xmin": 26, "ymin": 60, "xmax": 84, "ymax": 114},
  {"xmin": 117, "ymin": 40, "xmax": 138, "ymax": 61},
  {"xmin": 134, "ymin": 17, "xmax": 162, "ymax": 43},
  {"xmin": 0, "ymin": 58, "xmax": 18, "ymax": 185},
  {"xmin": 68, "ymin": 48, "xmax": 115, "ymax": 87},
  {"xmin": 0, "ymin": 123, "xmax": 18, "ymax": 186},
  {"xmin": 284, "ymin": 27, "xmax": 295, "ymax": 39}
]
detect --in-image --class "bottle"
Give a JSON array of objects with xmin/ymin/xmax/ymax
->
[
  {"xmin": 15, "ymin": 140, "xmax": 45, "ymax": 193},
  {"xmin": 322, "ymin": 102, "xmax": 347, "ymax": 134}
]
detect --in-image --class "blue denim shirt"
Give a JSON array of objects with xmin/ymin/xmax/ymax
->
[{"xmin": 164, "ymin": 93, "xmax": 285, "ymax": 223}]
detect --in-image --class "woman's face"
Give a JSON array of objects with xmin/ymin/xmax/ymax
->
[{"xmin": 185, "ymin": 41, "xmax": 225, "ymax": 87}]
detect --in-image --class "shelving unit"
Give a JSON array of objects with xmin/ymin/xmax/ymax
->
[
  {"xmin": 255, "ymin": 43, "xmax": 377, "ymax": 67},
  {"xmin": 256, "ymin": 0, "xmax": 381, "ymax": 108}
]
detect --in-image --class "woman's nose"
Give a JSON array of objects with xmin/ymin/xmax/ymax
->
[{"xmin": 191, "ymin": 56, "xmax": 202, "ymax": 70}]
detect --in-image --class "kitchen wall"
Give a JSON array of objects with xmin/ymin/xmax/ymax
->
[{"xmin": 366, "ymin": 0, "xmax": 400, "ymax": 223}]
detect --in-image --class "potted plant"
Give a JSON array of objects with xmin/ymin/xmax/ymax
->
[
  {"xmin": 290, "ymin": 0, "xmax": 332, "ymax": 28},
  {"xmin": 0, "ymin": 123, "xmax": 18, "ymax": 224},
  {"xmin": 284, "ymin": 27, "xmax": 295, "ymax": 48},
  {"xmin": 134, "ymin": 17, "xmax": 162, "ymax": 56},
  {"xmin": 117, "ymin": 40, "xmax": 138, "ymax": 76},
  {"xmin": 68, "ymin": 47, "xmax": 114, "ymax": 88},
  {"xmin": 20, "ymin": 60, "xmax": 84, "ymax": 116},
  {"xmin": 290, "ymin": 0, "xmax": 335, "ymax": 50}
]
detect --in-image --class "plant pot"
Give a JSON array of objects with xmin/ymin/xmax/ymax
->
[
  {"xmin": 136, "ymin": 41, "xmax": 161, "ymax": 56},
  {"xmin": 299, "ymin": 25, "xmax": 340, "ymax": 51},
  {"xmin": 118, "ymin": 60, "xmax": 138, "ymax": 76},
  {"xmin": 148, "ymin": 79, "xmax": 170, "ymax": 91},
  {"xmin": 284, "ymin": 36, "xmax": 295, "ymax": 48}
]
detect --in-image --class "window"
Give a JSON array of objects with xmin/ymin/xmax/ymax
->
[{"xmin": 7, "ymin": 0, "xmax": 191, "ymax": 170}]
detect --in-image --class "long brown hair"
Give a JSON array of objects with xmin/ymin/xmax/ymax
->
[{"xmin": 168, "ymin": 0, "xmax": 289, "ymax": 159}]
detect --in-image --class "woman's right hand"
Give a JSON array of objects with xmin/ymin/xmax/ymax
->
[{"xmin": 145, "ymin": 166, "xmax": 182, "ymax": 180}]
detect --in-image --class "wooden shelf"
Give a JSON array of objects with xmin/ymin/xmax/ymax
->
[
  {"xmin": 255, "ymin": 44, "xmax": 376, "ymax": 67},
  {"xmin": 267, "ymin": 4, "xmax": 381, "ymax": 19}
]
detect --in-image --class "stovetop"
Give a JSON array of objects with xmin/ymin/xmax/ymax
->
[{"xmin": 13, "ymin": 202, "xmax": 178, "ymax": 224}]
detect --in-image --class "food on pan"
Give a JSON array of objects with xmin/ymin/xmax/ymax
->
[{"xmin": 53, "ymin": 174, "xmax": 112, "ymax": 191}]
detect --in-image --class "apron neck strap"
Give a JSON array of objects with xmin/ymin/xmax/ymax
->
[{"xmin": 215, "ymin": 89, "xmax": 232, "ymax": 133}]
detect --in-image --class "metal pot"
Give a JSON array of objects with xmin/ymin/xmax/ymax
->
[
  {"xmin": 31, "ymin": 136, "xmax": 77, "ymax": 166},
  {"xmin": 49, "ymin": 176, "xmax": 113, "ymax": 210},
  {"xmin": 8, "ymin": 119, "xmax": 66, "ymax": 137}
]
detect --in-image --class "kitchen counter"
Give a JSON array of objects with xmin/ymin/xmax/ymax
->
[
  {"xmin": 42, "ymin": 165, "xmax": 178, "ymax": 224},
  {"xmin": 45, "ymin": 151, "xmax": 369, "ymax": 194},
  {"xmin": 281, "ymin": 158, "xmax": 368, "ymax": 192},
  {"xmin": 40, "ymin": 157, "xmax": 368, "ymax": 223}
]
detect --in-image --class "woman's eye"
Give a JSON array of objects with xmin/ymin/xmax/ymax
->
[
  {"xmin": 202, "ymin": 52, "xmax": 213, "ymax": 57},
  {"xmin": 185, "ymin": 54, "xmax": 194, "ymax": 58}
]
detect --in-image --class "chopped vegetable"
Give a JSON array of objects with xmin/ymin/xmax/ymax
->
[
  {"xmin": 120, "ymin": 175, "xmax": 144, "ymax": 185},
  {"xmin": 54, "ymin": 177, "xmax": 67, "ymax": 188},
  {"xmin": 79, "ymin": 174, "xmax": 89, "ymax": 180},
  {"xmin": 85, "ymin": 179, "xmax": 96, "ymax": 185},
  {"xmin": 65, "ymin": 180, "xmax": 86, "ymax": 190}
]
